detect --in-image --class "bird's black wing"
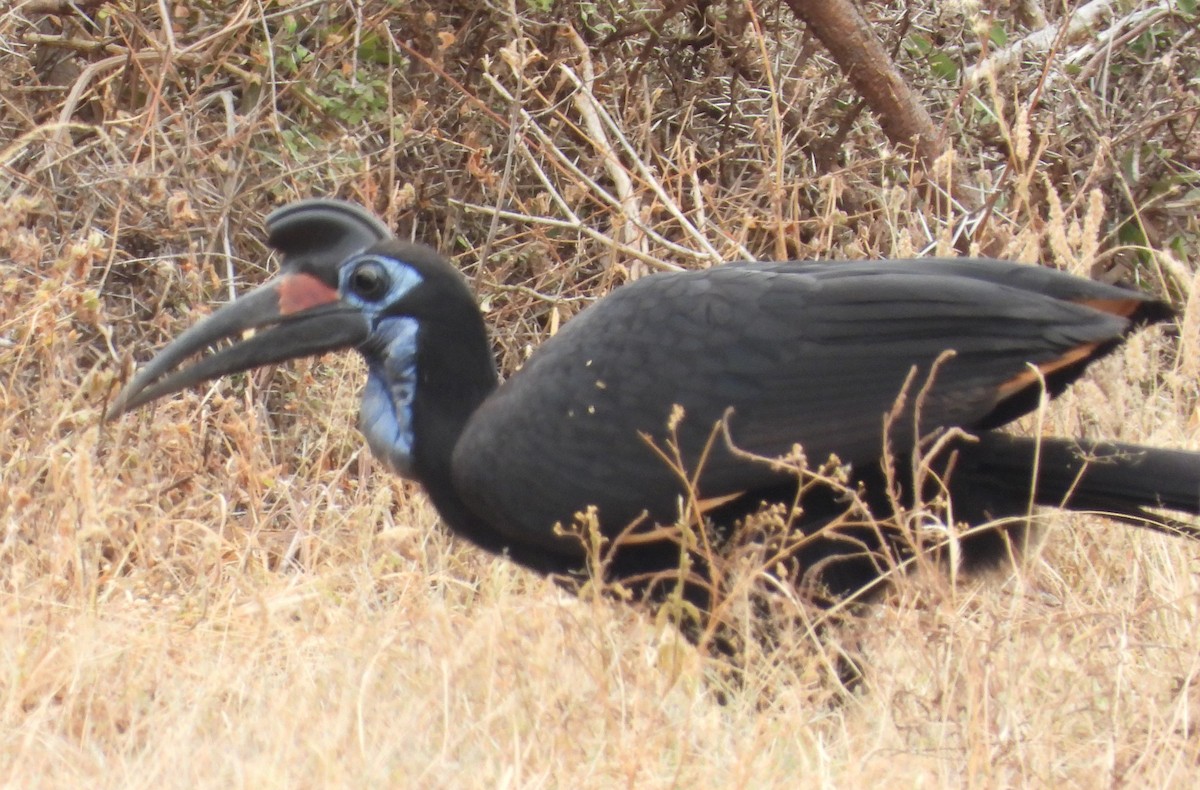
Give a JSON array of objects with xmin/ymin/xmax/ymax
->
[{"xmin": 452, "ymin": 258, "xmax": 1165, "ymax": 554}]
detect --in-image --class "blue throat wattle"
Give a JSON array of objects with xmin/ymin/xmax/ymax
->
[
  {"xmin": 339, "ymin": 254, "xmax": 426, "ymax": 478},
  {"xmin": 359, "ymin": 316, "xmax": 420, "ymax": 478}
]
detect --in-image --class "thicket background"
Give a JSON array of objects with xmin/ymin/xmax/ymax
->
[{"xmin": 2, "ymin": 1, "xmax": 1199, "ymax": 785}]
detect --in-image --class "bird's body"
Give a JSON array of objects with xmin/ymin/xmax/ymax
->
[
  {"xmin": 452, "ymin": 259, "xmax": 1163, "ymax": 560},
  {"xmin": 107, "ymin": 200, "xmax": 1200, "ymax": 609}
]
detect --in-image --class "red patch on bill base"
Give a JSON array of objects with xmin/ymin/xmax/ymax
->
[{"xmin": 276, "ymin": 273, "xmax": 339, "ymax": 314}]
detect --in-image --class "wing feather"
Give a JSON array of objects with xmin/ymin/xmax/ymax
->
[{"xmin": 452, "ymin": 259, "xmax": 1158, "ymax": 552}]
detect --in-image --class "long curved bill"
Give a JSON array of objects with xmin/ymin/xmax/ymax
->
[{"xmin": 105, "ymin": 272, "xmax": 369, "ymax": 419}]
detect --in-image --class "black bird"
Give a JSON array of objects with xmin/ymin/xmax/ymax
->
[{"xmin": 107, "ymin": 199, "xmax": 1200, "ymax": 607}]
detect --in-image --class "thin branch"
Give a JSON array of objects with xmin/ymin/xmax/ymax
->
[
  {"xmin": 15, "ymin": 0, "xmax": 108, "ymax": 14},
  {"xmin": 965, "ymin": 0, "xmax": 1123, "ymax": 88},
  {"xmin": 783, "ymin": 0, "xmax": 943, "ymax": 170}
]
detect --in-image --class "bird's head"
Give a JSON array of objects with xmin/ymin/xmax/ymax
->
[{"xmin": 107, "ymin": 199, "xmax": 495, "ymax": 480}]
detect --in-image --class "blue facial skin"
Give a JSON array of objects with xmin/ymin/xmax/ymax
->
[{"xmin": 339, "ymin": 257, "xmax": 424, "ymax": 478}]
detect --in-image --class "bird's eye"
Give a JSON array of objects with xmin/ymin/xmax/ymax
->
[{"xmin": 348, "ymin": 260, "xmax": 389, "ymax": 301}]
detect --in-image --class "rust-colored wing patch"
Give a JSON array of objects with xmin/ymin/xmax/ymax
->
[
  {"xmin": 995, "ymin": 341, "xmax": 1103, "ymax": 400},
  {"xmin": 1073, "ymin": 297, "xmax": 1145, "ymax": 319}
]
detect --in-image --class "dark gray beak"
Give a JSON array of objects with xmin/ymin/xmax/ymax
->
[{"xmin": 105, "ymin": 199, "xmax": 392, "ymax": 419}]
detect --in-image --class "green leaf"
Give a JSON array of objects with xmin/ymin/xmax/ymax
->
[
  {"xmin": 989, "ymin": 21, "xmax": 1008, "ymax": 48},
  {"xmin": 929, "ymin": 51, "xmax": 959, "ymax": 81},
  {"xmin": 1117, "ymin": 219, "xmax": 1148, "ymax": 249},
  {"xmin": 905, "ymin": 34, "xmax": 933, "ymax": 57}
]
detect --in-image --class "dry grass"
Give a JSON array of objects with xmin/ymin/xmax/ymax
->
[{"xmin": 3, "ymin": 1, "xmax": 1200, "ymax": 786}]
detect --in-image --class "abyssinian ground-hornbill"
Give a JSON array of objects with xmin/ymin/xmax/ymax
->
[{"xmin": 107, "ymin": 199, "xmax": 1200, "ymax": 608}]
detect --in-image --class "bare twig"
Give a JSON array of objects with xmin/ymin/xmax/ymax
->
[
  {"xmin": 15, "ymin": 0, "xmax": 108, "ymax": 15},
  {"xmin": 1067, "ymin": 3, "xmax": 1176, "ymax": 83},
  {"xmin": 559, "ymin": 42, "xmax": 735, "ymax": 265},
  {"xmin": 562, "ymin": 29, "xmax": 647, "ymax": 267},
  {"xmin": 783, "ymin": 0, "xmax": 943, "ymax": 169},
  {"xmin": 965, "ymin": 0, "xmax": 1123, "ymax": 88}
]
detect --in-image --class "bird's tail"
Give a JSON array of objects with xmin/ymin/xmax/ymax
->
[{"xmin": 964, "ymin": 434, "xmax": 1200, "ymax": 536}]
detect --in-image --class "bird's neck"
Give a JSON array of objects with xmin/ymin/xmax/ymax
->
[
  {"xmin": 403, "ymin": 313, "xmax": 572, "ymax": 574},
  {"xmin": 409, "ymin": 310, "xmax": 498, "ymax": 487}
]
